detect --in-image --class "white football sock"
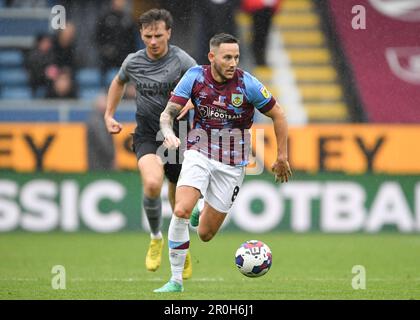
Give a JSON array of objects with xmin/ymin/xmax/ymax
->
[
  {"xmin": 150, "ymin": 231, "xmax": 162, "ymax": 240},
  {"xmin": 168, "ymin": 215, "xmax": 190, "ymax": 285},
  {"xmin": 197, "ymin": 198, "xmax": 205, "ymax": 211}
]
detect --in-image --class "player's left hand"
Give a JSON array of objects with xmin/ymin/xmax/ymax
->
[{"xmin": 271, "ymin": 158, "xmax": 292, "ymax": 183}]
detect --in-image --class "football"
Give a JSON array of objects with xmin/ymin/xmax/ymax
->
[{"xmin": 235, "ymin": 240, "xmax": 272, "ymax": 277}]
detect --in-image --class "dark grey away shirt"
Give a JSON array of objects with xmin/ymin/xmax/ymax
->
[{"xmin": 118, "ymin": 45, "xmax": 196, "ymax": 139}]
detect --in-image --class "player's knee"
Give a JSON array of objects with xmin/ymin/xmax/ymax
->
[
  {"xmin": 198, "ymin": 230, "xmax": 214, "ymax": 242},
  {"xmin": 174, "ymin": 207, "xmax": 190, "ymax": 219},
  {"xmin": 143, "ymin": 180, "xmax": 162, "ymax": 198}
]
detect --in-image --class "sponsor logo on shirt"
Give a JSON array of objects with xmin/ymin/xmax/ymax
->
[
  {"xmin": 260, "ymin": 86, "xmax": 271, "ymax": 99},
  {"xmin": 199, "ymin": 92, "xmax": 208, "ymax": 99},
  {"xmin": 198, "ymin": 105, "xmax": 242, "ymax": 120},
  {"xmin": 213, "ymin": 95, "xmax": 227, "ymax": 107},
  {"xmin": 136, "ymin": 81, "xmax": 177, "ymax": 96}
]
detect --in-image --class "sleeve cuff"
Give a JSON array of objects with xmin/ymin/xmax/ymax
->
[
  {"xmin": 169, "ymin": 95, "xmax": 189, "ymax": 106},
  {"xmin": 117, "ymin": 72, "xmax": 129, "ymax": 83},
  {"xmin": 259, "ymin": 97, "xmax": 276, "ymax": 114}
]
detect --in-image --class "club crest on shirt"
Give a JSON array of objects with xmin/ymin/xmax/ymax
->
[
  {"xmin": 260, "ymin": 86, "xmax": 270, "ymax": 99},
  {"xmin": 231, "ymin": 93, "xmax": 243, "ymax": 107}
]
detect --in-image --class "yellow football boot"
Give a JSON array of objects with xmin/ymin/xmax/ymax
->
[
  {"xmin": 145, "ymin": 238, "xmax": 164, "ymax": 272},
  {"xmin": 182, "ymin": 250, "xmax": 193, "ymax": 280}
]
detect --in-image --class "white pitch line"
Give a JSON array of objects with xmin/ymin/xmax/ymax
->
[
  {"xmin": 0, "ymin": 278, "xmax": 39, "ymax": 281},
  {"xmin": 2, "ymin": 277, "xmax": 419, "ymax": 282},
  {"xmin": 281, "ymin": 278, "xmax": 420, "ymax": 282},
  {"xmin": 70, "ymin": 277, "xmax": 225, "ymax": 282}
]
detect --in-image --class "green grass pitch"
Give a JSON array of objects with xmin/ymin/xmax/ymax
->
[{"xmin": 1, "ymin": 232, "xmax": 419, "ymax": 300}]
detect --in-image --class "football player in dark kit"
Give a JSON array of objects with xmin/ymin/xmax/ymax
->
[{"xmin": 104, "ymin": 8, "xmax": 196, "ymax": 279}]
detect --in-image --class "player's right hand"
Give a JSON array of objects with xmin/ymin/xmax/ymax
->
[
  {"xmin": 271, "ymin": 158, "xmax": 292, "ymax": 183},
  {"xmin": 163, "ymin": 133, "xmax": 181, "ymax": 150},
  {"xmin": 105, "ymin": 117, "xmax": 123, "ymax": 134},
  {"xmin": 177, "ymin": 100, "xmax": 194, "ymax": 120}
]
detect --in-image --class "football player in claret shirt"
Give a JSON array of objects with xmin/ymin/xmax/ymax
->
[{"xmin": 154, "ymin": 33, "xmax": 291, "ymax": 293}]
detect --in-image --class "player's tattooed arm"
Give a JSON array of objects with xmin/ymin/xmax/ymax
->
[
  {"xmin": 160, "ymin": 102, "xmax": 183, "ymax": 149},
  {"xmin": 160, "ymin": 102, "xmax": 182, "ymax": 137}
]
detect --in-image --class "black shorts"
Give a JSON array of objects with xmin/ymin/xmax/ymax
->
[{"xmin": 132, "ymin": 134, "xmax": 182, "ymax": 184}]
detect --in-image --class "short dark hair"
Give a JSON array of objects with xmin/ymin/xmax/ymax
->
[
  {"xmin": 209, "ymin": 33, "xmax": 239, "ymax": 49},
  {"xmin": 138, "ymin": 8, "xmax": 173, "ymax": 30},
  {"xmin": 35, "ymin": 33, "xmax": 50, "ymax": 44}
]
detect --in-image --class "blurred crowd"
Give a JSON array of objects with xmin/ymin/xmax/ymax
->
[
  {"xmin": 21, "ymin": 0, "xmax": 139, "ymax": 99},
  {"xmin": 1, "ymin": 0, "xmax": 283, "ymax": 170},
  {"xmin": 6, "ymin": 0, "xmax": 282, "ymax": 100}
]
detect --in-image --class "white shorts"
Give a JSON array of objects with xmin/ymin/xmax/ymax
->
[{"xmin": 177, "ymin": 150, "xmax": 246, "ymax": 213}]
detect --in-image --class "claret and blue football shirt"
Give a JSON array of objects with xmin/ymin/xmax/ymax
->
[{"xmin": 169, "ymin": 65, "xmax": 276, "ymax": 166}]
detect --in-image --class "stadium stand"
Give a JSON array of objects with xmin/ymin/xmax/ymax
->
[
  {"xmin": 0, "ymin": 49, "xmax": 24, "ymax": 67},
  {"xmin": 0, "ymin": 49, "xmax": 31, "ymax": 99},
  {"xmin": 0, "ymin": 68, "xmax": 28, "ymax": 86},
  {"xmin": 0, "ymin": 0, "xmax": 370, "ymax": 124},
  {"xmin": 0, "ymin": 6, "xmax": 50, "ymax": 49},
  {"xmin": 105, "ymin": 68, "xmax": 120, "ymax": 86},
  {"xmin": 0, "ymin": 4, "xmax": 50, "ymax": 99},
  {"xmin": 0, "ymin": 99, "xmax": 135, "ymax": 122},
  {"xmin": 237, "ymin": 0, "xmax": 351, "ymax": 123},
  {"xmin": 76, "ymin": 68, "xmax": 101, "ymax": 88}
]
